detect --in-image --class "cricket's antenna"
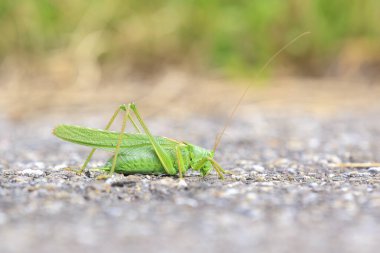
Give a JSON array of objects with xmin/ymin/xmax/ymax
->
[{"xmin": 212, "ymin": 31, "xmax": 311, "ymax": 153}]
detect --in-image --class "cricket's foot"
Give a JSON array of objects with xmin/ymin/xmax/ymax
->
[
  {"xmin": 222, "ymin": 169, "xmax": 234, "ymax": 175},
  {"xmin": 64, "ymin": 167, "xmax": 83, "ymax": 175},
  {"xmin": 96, "ymin": 174, "xmax": 110, "ymax": 180},
  {"xmin": 95, "ymin": 172, "xmax": 113, "ymax": 180}
]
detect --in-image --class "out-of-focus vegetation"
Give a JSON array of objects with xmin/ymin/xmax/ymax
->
[{"xmin": 0, "ymin": 0, "xmax": 379, "ymax": 76}]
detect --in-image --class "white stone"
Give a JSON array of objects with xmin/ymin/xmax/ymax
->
[
  {"xmin": 18, "ymin": 169, "xmax": 44, "ymax": 177},
  {"xmin": 368, "ymin": 167, "xmax": 380, "ymax": 174},
  {"xmin": 252, "ymin": 165, "xmax": 265, "ymax": 172}
]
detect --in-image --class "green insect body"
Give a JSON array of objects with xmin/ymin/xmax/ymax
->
[
  {"xmin": 53, "ymin": 103, "xmax": 227, "ymax": 179},
  {"xmin": 54, "ymin": 125, "xmax": 214, "ymax": 176},
  {"xmin": 107, "ymin": 144, "xmax": 213, "ymax": 176}
]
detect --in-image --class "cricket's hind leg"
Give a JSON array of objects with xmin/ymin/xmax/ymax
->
[
  {"xmin": 80, "ymin": 103, "xmax": 178, "ymax": 181},
  {"xmin": 108, "ymin": 103, "xmax": 180, "ymax": 178},
  {"xmin": 79, "ymin": 104, "xmax": 141, "ymax": 176},
  {"xmin": 128, "ymin": 103, "xmax": 177, "ymax": 176}
]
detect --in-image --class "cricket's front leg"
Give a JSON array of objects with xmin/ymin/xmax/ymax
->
[{"xmin": 193, "ymin": 157, "xmax": 226, "ymax": 180}]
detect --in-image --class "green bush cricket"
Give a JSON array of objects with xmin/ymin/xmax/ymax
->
[
  {"xmin": 53, "ymin": 32, "xmax": 310, "ymax": 180},
  {"xmin": 53, "ymin": 103, "xmax": 227, "ymax": 179}
]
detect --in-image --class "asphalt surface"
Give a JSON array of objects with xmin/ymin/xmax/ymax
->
[{"xmin": 1, "ymin": 105, "xmax": 380, "ymax": 253}]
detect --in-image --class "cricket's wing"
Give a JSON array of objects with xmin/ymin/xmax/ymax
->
[{"xmin": 53, "ymin": 124, "xmax": 179, "ymax": 151}]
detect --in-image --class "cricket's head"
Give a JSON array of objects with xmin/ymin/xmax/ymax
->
[{"xmin": 187, "ymin": 144, "xmax": 214, "ymax": 176}]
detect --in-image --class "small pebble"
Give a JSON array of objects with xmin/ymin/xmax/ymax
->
[
  {"xmin": 368, "ymin": 167, "xmax": 380, "ymax": 175},
  {"xmin": 252, "ymin": 165, "xmax": 265, "ymax": 172},
  {"xmin": 178, "ymin": 179, "xmax": 188, "ymax": 189},
  {"xmin": 18, "ymin": 169, "xmax": 44, "ymax": 177}
]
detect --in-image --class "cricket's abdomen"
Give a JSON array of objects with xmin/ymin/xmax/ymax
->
[{"xmin": 106, "ymin": 146, "xmax": 190, "ymax": 175}]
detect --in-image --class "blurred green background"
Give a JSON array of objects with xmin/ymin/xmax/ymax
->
[
  {"xmin": 1, "ymin": 0, "xmax": 379, "ymax": 77},
  {"xmin": 1, "ymin": 0, "xmax": 380, "ymax": 119}
]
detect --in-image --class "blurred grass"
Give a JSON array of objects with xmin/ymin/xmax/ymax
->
[{"xmin": 0, "ymin": 0, "xmax": 379, "ymax": 76}]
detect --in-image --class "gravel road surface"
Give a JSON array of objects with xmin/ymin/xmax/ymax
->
[{"xmin": 1, "ymin": 101, "xmax": 380, "ymax": 253}]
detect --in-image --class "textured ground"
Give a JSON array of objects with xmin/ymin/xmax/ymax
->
[{"xmin": 1, "ymin": 81, "xmax": 380, "ymax": 253}]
